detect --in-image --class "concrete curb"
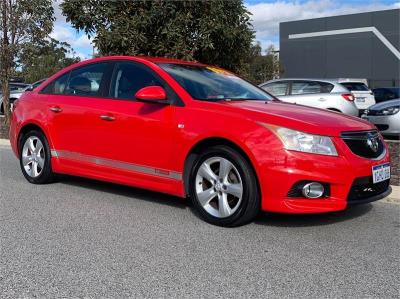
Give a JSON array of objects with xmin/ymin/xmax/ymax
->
[
  {"xmin": 0, "ymin": 138, "xmax": 10, "ymax": 146},
  {"xmin": 384, "ymin": 185, "xmax": 400, "ymax": 204}
]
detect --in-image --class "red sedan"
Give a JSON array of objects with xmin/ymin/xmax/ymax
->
[{"xmin": 10, "ymin": 56, "xmax": 392, "ymax": 226}]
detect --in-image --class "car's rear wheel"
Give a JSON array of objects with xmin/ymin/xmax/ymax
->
[
  {"xmin": 189, "ymin": 145, "xmax": 260, "ymax": 227},
  {"xmin": 19, "ymin": 130, "xmax": 54, "ymax": 184}
]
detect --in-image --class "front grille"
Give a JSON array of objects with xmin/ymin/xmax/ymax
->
[
  {"xmin": 375, "ymin": 124, "xmax": 389, "ymax": 131},
  {"xmin": 341, "ymin": 130, "xmax": 385, "ymax": 159},
  {"xmin": 366, "ymin": 110, "xmax": 378, "ymax": 116},
  {"xmin": 347, "ymin": 176, "xmax": 390, "ymax": 202}
]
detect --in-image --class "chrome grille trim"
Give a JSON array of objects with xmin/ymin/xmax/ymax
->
[{"xmin": 340, "ymin": 130, "xmax": 386, "ymax": 160}]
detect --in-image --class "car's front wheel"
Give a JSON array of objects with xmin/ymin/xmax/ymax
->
[
  {"xmin": 19, "ymin": 130, "xmax": 55, "ymax": 184},
  {"xmin": 189, "ymin": 145, "xmax": 260, "ymax": 227}
]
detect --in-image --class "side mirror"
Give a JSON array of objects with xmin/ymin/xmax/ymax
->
[
  {"xmin": 135, "ymin": 86, "xmax": 168, "ymax": 104},
  {"xmin": 25, "ymin": 85, "xmax": 34, "ymax": 92}
]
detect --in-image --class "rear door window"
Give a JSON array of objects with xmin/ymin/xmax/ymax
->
[
  {"xmin": 261, "ymin": 82, "xmax": 289, "ymax": 96},
  {"xmin": 291, "ymin": 81, "xmax": 333, "ymax": 95},
  {"xmin": 64, "ymin": 63, "xmax": 109, "ymax": 97},
  {"xmin": 41, "ymin": 72, "xmax": 70, "ymax": 95}
]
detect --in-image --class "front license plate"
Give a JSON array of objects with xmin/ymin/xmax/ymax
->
[{"xmin": 372, "ymin": 163, "xmax": 390, "ymax": 184}]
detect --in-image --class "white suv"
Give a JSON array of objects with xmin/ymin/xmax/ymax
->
[{"xmin": 260, "ymin": 79, "xmax": 359, "ymax": 116}]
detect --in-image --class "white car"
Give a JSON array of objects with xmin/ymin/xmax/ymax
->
[
  {"xmin": 260, "ymin": 79, "xmax": 359, "ymax": 116},
  {"xmin": 362, "ymin": 99, "xmax": 400, "ymax": 137},
  {"xmin": 0, "ymin": 79, "xmax": 46, "ymax": 115},
  {"xmin": 337, "ymin": 78, "xmax": 376, "ymax": 114}
]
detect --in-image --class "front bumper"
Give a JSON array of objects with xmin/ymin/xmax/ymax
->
[
  {"xmin": 258, "ymin": 136, "xmax": 391, "ymax": 214},
  {"xmin": 362, "ymin": 114, "xmax": 400, "ymax": 136}
]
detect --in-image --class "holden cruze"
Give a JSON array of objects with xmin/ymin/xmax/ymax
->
[{"xmin": 10, "ymin": 56, "xmax": 392, "ymax": 226}]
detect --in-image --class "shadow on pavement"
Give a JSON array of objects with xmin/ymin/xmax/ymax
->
[
  {"xmin": 56, "ymin": 175, "xmax": 374, "ymax": 226},
  {"xmin": 254, "ymin": 204, "xmax": 373, "ymax": 227},
  {"xmin": 57, "ymin": 175, "xmax": 188, "ymax": 209}
]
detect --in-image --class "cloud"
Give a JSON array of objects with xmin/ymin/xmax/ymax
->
[
  {"xmin": 53, "ymin": 0, "xmax": 67, "ymax": 26},
  {"xmin": 246, "ymin": 0, "xmax": 399, "ymax": 50},
  {"xmin": 50, "ymin": 25, "xmax": 93, "ymax": 49},
  {"xmin": 50, "ymin": 0, "xmax": 93, "ymax": 59}
]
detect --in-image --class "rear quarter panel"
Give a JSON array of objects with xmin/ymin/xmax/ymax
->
[{"xmin": 11, "ymin": 93, "xmax": 54, "ymax": 156}]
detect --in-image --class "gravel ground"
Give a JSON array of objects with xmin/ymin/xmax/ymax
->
[
  {"xmin": 0, "ymin": 120, "xmax": 8, "ymax": 139},
  {"xmin": 388, "ymin": 141, "xmax": 400, "ymax": 186},
  {"xmin": 0, "ymin": 146, "xmax": 399, "ymax": 298}
]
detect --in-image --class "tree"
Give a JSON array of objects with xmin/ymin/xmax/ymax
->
[
  {"xmin": 0, "ymin": 0, "xmax": 54, "ymax": 126},
  {"xmin": 247, "ymin": 42, "xmax": 283, "ymax": 84},
  {"xmin": 61, "ymin": 0, "xmax": 254, "ymax": 74},
  {"xmin": 18, "ymin": 39, "xmax": 80, "ymax": 83}
]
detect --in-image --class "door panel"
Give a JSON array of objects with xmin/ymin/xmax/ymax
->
[
  {"xmin": 44, "ymin": 62, "xmax": 110, "ymax": 157},
  {"xmin": 86, "ymin": 61, "xmax": 177, "ymax": 179},
  {"xmin": 87, "ymin": 99, "xmax": 175, "ymax": 174}
]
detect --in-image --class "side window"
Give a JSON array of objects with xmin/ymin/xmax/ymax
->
[
  {"xmin": 261, "ymin": 82, "xmax": 288, "ymax": 96},
  {"xmin": 41, "ymin": 72, "xmax": 70, "ymax": 95},
  {"xmin": 64, "ymin": 63, "xmax": 108, "ymax": 97},
  {"xmin": 291, "ymin": 81, "xmax": 333, "ymax": 95},
  {"xmin": 110, "ymin": 62, "xmax": 163, "ymax": 100}
]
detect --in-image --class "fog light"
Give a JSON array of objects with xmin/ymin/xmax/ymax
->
[{"xmin": 302, "ymin": 182, "xmax": 325, "ymax": 199}]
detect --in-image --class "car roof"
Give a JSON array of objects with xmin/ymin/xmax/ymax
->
[
  {"xmin": 139, "ymin": 56, "xmax": 206, "ymax": 65},
  {"xmin": 74, "ymin": 55, "xmax": 206, "ymax": 67},
  {"xmin": 9, "ymin": 82, "xmax": 28, "ymax": 86},
  {"xmin": 261, "ymin": 78, "xmax": 341, "ymax": 85}
]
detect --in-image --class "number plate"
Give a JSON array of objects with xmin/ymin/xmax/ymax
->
[
  {"xmin": 372, "ymin": 163, "xmax": 390, "ymax": 184},
  {"xmin": 356, "ymin": 97, "xmax": 366, "ymax": 102}
]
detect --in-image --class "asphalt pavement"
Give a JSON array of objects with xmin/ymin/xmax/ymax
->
[{"xmin": 0, "ymin": 145, "xmax": 399, "ymax": 298}]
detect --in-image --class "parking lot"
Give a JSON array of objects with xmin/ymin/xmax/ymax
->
[{"xmin": 1, "ymin": 144, "xmax": 399, "ymax": 298}]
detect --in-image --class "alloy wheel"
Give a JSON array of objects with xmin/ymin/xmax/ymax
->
[
  {"xmin": 22, "ymin": 136, "xmax": 45, "ymax": 178},
  {"xmin": 195, "ymin": 157, "xmax": 243, "ymax": 218}
]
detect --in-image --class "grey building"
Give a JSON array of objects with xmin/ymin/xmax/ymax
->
[{"xmin": 280, "ymin": 9, "xmax": 400, "ymax": 88}]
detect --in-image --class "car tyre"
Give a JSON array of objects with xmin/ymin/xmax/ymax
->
[
  {"xmin": 19, "ymin": 130, "xmax": 55, "ymax": 184},
  {"xmin": 189, "ymin": 145, "xmax": 260, "ymax": 227}
]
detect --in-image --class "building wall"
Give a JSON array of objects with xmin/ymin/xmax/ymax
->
[{"xmin": 280, "ymin": 9, "xmax": 400, "ymax": 88}]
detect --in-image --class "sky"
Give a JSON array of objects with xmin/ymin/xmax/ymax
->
[{"xmin": 50, "ymin": 0, "xmax": 400, "ymax": 60}]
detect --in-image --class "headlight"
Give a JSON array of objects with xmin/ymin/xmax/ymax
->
[
  {"xmin": 261, "ymin": 124, "xmax": 338, "ymax": 156},
  {"xmin": 378, "ymin": 107, "xmax": 400, "ymax": 115}
]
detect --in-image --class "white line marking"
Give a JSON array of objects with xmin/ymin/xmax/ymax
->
[{"xmin": 288, "ymin": 26, "xmax": 400, "ymax": 60}]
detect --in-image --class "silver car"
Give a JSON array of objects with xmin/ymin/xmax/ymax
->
[
  {"xmin": 260, "ymin": 79, "xmax": 359, "ymax": 116},
  {"xmin": 362, "ymin": 99, "xmax": 400, "ymax": 137},
  {"xmin": 0, "ymin": 79, "xmax": 45, "ymax": 115}
]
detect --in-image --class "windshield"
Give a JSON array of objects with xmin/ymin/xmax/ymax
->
[
  {"xmin": 158, "ymin": 63, "xmax": 273, "ymax": 101},
  {"xmin": 341, "ymin": 82, "xmax": 369, "ymax": 91}
]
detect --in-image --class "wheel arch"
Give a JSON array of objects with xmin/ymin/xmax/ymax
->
[
  {"xmin": 183, "ymin": 137, "xmax": 261, "ymax": 197},
  {"xmin": 17, "ymin": 122, "xmax": 52, "ymax": 155}
]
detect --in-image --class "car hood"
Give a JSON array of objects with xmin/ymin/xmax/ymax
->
[
  {"xmin": 369, "ymin": 99, "xmax": 400, "ymax": 110},
  {"xmin": 222, "ymin": 100, "xmax": 374, "ymax": 137}
]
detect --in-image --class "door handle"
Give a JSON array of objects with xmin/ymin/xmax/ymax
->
[
  {"xmin": 100, "ymin": 115, "xmax": 115, "ymax": 121},
  {"xmin": 49, "ymin": 106, "xmax": 62, "ymax": 113}
]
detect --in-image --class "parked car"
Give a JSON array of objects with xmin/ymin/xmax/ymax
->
[
  {"xmin": 0, "ymin": 82, "xmax": 29, "ymax": 95},
  {"xmin": 259, "ymin": 79, "xmax": 359, "ymax": 116},
  {"xmin": 373, "ymin": 87, "xmax": 400, "ymax": 103},
  {"xmin": 362, "ymin": 99, "xmax": 400, "ymax": 137},
  {"xmin": 337, "ymin": 79, "xmax": 376, "ymax": 113},
  {"xmin": 10, "ymin": 56, "xmax": 391, "ymax": 226},
  {"xmin": 0, "ymin": 83, "xmax": 29, "ymax": 114},
  {"xmin": 0, "ymin": 79, "xmax": 46, "ymax": 115}
]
